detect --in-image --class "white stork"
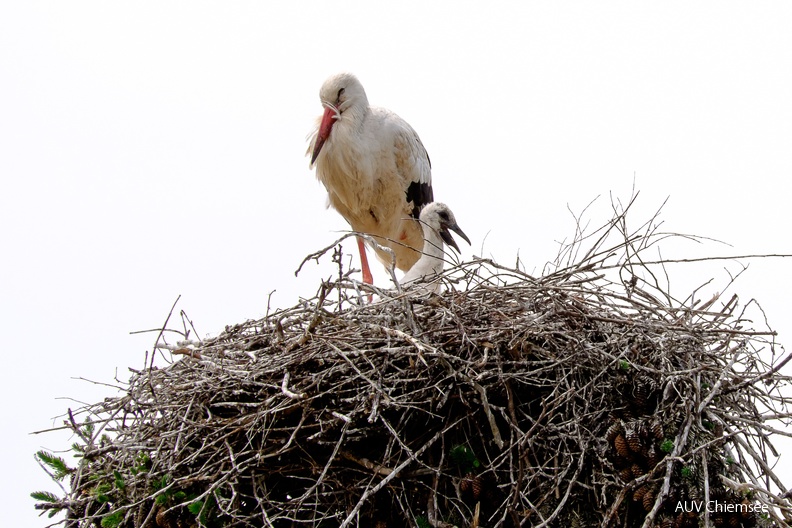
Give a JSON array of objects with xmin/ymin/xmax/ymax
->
[
  {"xmin": 400, "ymin": 202, "xmax": 470, "ymax": 293},
  {"xmin": 307, "ymin": 73, "xmax": 433, "ymax": 284}
]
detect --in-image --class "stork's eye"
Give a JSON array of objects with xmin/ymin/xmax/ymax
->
[
  {"xmin": 438, "ymin": 210, "xmax": 450, "ymax": 221},
  {"xmin": 337, "ymin": 87, "xmax": 345, "ymax": 101}
]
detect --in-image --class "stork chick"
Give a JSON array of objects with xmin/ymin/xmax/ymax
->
[{"xmin": 401, "ymin": 203, "xmax": 470, "ymax": 293}]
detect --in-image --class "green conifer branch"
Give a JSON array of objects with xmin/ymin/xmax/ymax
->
[
  {"xmin": 35, "ymin": 451, "xmax": 73, "ymax": 481},
  {"xmin": 30, "ymin": 491, "xmax": 60, "ymax": 503}
]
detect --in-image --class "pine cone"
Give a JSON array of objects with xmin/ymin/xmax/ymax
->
[
  {"xmin": 614, "ymin": 434, "xmax": 631, "ymax": 458},
  {"xmin": 633, "ymin": 485, "xmax": 647, "ymax": 502},
  {"xmin": 627, "ymin": 428, "xmax": 643, "ymax": 454},
  {"xmin": 460, "ymin": 473, "xmax": 482, "ymax": 501},
  {"xmin": 651, "ymin": 419, "xmax": 664, "ymax": 440},
  {"xmin": 631, "ymin": 462, "xmax": 646, "ymax": 477},
  {"xmin": 634, "ymin": 382, "xmax": 649, "ymax": 408},
  {"xmin": 606, "ymin": 421, "xmax": 624, "ymax": 443},
  {"xmin": 643, "ymin": 487, "xmax": 656, "ymax": 512},
  {"xmin": 471, "ymin": 475, "xmax": 483, "ymax": 500},
  {"xmin": 740, "ymin": 499, "xmax": 754, "ymax": 519},
  {"xmin": 619, "ymin": 466, "xmax": 633, "ymax": 481},
  {"xmin": 460, "ymin": 475, "xmax": 471, "ymax": 493},
  {"xmin": 156, "ymin": 507, "xmax": 177, "ymax": 528}
]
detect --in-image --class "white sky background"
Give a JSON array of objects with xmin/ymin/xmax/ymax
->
[{"xmin": 2, "ymin": 2, "xmax": 791, "ymax": 525}]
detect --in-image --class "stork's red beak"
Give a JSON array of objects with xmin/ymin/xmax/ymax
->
[{"xmin": 310, "ymin": 106, "xmax": 337, "ymax": 165}]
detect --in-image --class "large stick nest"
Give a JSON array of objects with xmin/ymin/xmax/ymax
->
[{"xmin": 36, "ymin": 197, "xmax": 792, "ymax": 527}]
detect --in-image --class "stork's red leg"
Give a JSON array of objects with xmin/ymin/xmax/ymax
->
[{"xmin": 356, "ymin": 236, "xmax": 373, "ymax": 285}]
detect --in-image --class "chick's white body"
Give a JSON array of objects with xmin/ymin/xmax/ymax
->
[{"xmin": 401, "ymin": 203, "xmax": 469, "ymax": 293}]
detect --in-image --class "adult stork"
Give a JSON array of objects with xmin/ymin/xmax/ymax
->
[
  {"xmin": 400, "ymin": 202, "xmax": 470, "ymax": 293},
  {"xmin": 307, "ymin": 72, "xmax": 433, "ymax": 284}
]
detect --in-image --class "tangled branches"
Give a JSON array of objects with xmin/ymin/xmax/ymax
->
[{"xmin": 34, "ymin": 196, "xmax": 792, "ymax": 527}]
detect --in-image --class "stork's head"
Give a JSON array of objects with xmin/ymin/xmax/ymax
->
[
  {"xmin": 310, "ymin": 73, "xmax": 368, "ymax": 165},
  {"xmin": 420, "ymin": 203, "xmax": 471, "ymax": 253}
]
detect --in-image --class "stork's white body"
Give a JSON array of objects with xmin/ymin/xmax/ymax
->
[{"xmin": 308, "ymin": 73, "xmax": 433, "ymax": 276}]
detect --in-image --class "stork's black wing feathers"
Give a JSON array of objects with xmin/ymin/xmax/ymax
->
[
  {"xmin": 406, "ymin": 181, "xmax": 434, "ymax": 219},
  {"xmin": 395, "ymin": 123, "xmax": 433, "ymax": 219}
]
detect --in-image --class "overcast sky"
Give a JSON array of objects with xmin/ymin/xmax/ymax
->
[{"xmin": 2, "ymin": 2, "xmax": 792, "ymax": 526}]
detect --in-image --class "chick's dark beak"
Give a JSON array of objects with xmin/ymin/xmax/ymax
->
[{"xmin": 439, "ymin": 223, "xmax": 471, "ymax": 253}]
